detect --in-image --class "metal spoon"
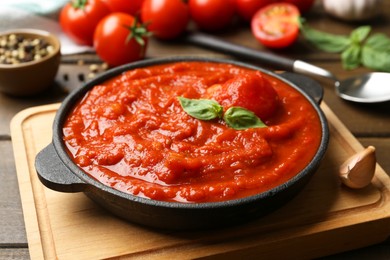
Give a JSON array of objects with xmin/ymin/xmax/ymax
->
[{"xmin": 183, "ymin": 32, "xmax": 390, "ymax": 103}]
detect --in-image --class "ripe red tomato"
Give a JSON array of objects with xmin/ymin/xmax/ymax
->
[
  {"xmin": 141, "ymin": 0, "xmax": 190, "ymax": 39},
  {"xmin": 105, "ymin": 0, "xmax": 145, "ymax": 16},
  {"xmin": 60, "ymin": 0, "xmax": 110, "ymax": 46},
  {"xmin": 206, "ymin": 72, "xmax": 279, "ymax": 120},
  {"xmin": 93, "ymin": 13, "xmax": 149, "ymax": 66},
  {"xmin": 189, "ymin": 0, "xmax": 235, "ymax": 31},
  {"xmin": 251, "ymin": 3, "xmax": 300, "ymax": 49},
  {"xmin": 284, "ymin": 0, "xmax": 315, "ymax": 13},
  {"xmin": 235, "ymin": 0, "xmax": 277, "ymax": 22}
]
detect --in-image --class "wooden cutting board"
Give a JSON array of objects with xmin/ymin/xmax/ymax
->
[{"xmin": 10, "ymin": 102, "xmax": 390, "ymax": 259}]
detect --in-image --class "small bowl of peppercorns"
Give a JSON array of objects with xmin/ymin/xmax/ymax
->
[{"xmin": 0, "ymin": 29, "xmax": 61, "ymax": 96}]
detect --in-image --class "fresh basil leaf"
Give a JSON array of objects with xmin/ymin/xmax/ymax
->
[
  {"xmin": 178, "ymin": 96, "xmax": 223, "ymax": 120},
  {"xmin": 360, "ymin": 33, "xmax": 390, "ymax": 71},
  {"xmin": 300, "ymin": 23, "xmax": 351, "ymax": 53},
  {"xmin": 349, "ymin": 26, "xmax": 371, "ymax": 44},
  {"xmin": 223, "ymin": 107, "xmax": 267, "ymax": 130},
  {"xmin": 362, "ymin": 48, "xmax": 390, "ymax": 72},
  {"xmin": 341, "ymin": 44, "xmax": 361, "ymax": 70},
  {"xmin": 365, "ymin": 33, "xmax": 390, "ymax": 52},
  {"xmin": 361, "ymin": 49, "xmax": 390, "ymax": 72}
]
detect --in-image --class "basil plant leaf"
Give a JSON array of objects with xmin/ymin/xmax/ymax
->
[
  {"xmin": 360, "ymin": 33, "xmax": 390, "ymax": 71},
  {"xmin": 223, "ymin": 107, "xmax": 267, "ymax": 130},
  {"xmin": 341, "ymin": 44, "xmax": 361, "ymax": 70},
  {"xmin": 178, "ymin": 96, "xmax": 223, "ymax": 120},
  {"xmin": 361, "ymin": 50, "xmax": 390, "ymax": 72},
  {"xmin": 349, "ymin": 25, "xmax": 371, "ymax": 44},
  {"xmin": 364, "ymin": 33, "xmax": 390, "ymax": 52},
  {"xmin": 300, "ymin": 23, "xmax": 351, "ymax": 53}
]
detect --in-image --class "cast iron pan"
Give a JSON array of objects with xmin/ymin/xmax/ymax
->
[{"xmin": 35, "ymin": 57, "xmax": 328, "ymax": 230}]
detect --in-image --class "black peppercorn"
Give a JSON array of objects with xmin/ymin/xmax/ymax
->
[{"xmin": 0, "ymin": 34, "xmax": 54, "ymax": 65}]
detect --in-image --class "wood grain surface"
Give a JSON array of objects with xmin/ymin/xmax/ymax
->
[
  {"xmin": 1, "ymin": 1, "xmax": 390, "ymax": 259},
  {"xmin": 10, "ymin": 102, "xmax": 390, "ymax": 259}
]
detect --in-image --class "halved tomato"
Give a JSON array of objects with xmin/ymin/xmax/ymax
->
[{"xmin": 251, "ymin": 2, "xmax": 300, "ymax": 48}]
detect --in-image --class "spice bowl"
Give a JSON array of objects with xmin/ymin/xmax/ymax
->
[{"xmin": 0, "ymin": 29, "xmax": 61, "ymax": 96}]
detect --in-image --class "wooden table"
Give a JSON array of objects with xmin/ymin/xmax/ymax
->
[{"xmin": 1, "ymin": 3, "xmax": 389, "ymax": 259}]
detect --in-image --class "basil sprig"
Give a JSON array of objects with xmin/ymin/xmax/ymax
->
[
  {"xmin": 178, "ymin": 97, "xmax": 267, "ymax": 130},
  {"xmin": 300, "ymin": 22, "xmax": 390, "ymax": 72}
]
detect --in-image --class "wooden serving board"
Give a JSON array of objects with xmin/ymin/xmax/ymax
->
[{"xmin": 10, "ymin": 102, "xmax": 390, "ymax": 259}]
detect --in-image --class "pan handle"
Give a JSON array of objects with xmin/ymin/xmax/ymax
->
[{"xmin": 35, "ymin": 143, "xmax": 86, "ymax": 193}]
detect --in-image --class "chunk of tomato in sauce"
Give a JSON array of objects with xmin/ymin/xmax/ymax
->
[{"xmin": 206, "ymin": 71, "xmax": 279, "ymax": 120}]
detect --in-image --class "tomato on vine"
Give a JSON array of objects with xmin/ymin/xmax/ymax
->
[
  {"xmin": 60, "ymin": 0, "xmax": 110, "ymax": 46},
  {"xmin": 93, "ymin": 13, "xmax": 150, "ymax": 66},
  {"xmin": 235, "ymin": 0, "xmax": 277, "ymax": 22},
  {"xmin": 284, "ymin": 0, "xmax": 315, "ymax": 13},
  {"xmin": 141, "ymin": 0, "xmax": 190, "ymax": 39},
  {"xmin": 105, "ymin": 0, "xmax": 145, "ymax": 16},
  {"xmin": 189, "ymin": 0, "xmax": 236, "ymax": 31}
]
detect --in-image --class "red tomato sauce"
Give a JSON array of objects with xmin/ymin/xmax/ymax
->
[{"xmin": 63, "ymin": 61, "xmax": 322, "ymax": 203}]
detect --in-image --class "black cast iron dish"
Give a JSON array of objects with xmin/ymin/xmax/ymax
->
[{"xmin": 35, "ymin": 57, "xmax": 329, "ymax": 230}]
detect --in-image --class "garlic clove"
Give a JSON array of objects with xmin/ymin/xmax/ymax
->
[
  {"xmin": 322, "ymin": 0, "xmax": 383, "ymax": 22},
  {"xmin": 339, "ymin": 146, "xmax": 376, "ymax": 189}
]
